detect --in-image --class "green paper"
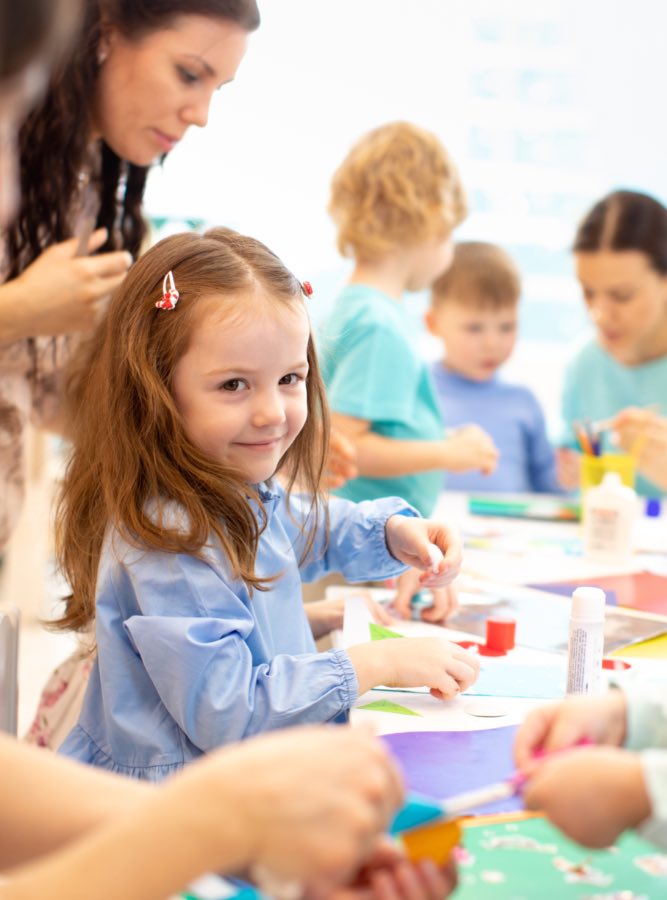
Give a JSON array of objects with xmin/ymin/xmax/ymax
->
[
  {"xmin": 369, "ymin": 622, "xmax": 404, "ymax": 640},
  {"xmin": 358, "ymin": 700, "xmax": 421, "ymax": 716},
  {"xmin": 456, "ymin": 815, "xmax": 667, "ymax": 897}
]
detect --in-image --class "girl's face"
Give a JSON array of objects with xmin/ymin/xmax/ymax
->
[
  {"xmin": 575, "ymin": 250, "xmax": 667, "ymax": 365},
  {"xmin": 172, "ymin": 294, "xmax": 310, "ymax": 484},
  {"xmin": 92, "ymin": 14, "xmax": 249, "ymax": 166},
  {"xmin": 0, "ymin": 62, "xmax": 48, "ymax": 226},
  {"xmin": 426, "ymin": 301, "xmax": 518, "ymax": 381}
]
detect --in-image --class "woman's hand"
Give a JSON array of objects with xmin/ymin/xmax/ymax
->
[
  {"xmin": 0, "ymin": 228, "xmax": 131, "ymax": 342},
  {"xmin": 555, "ymin": 447, "xmax": 581, "ymax": 492},
  {"xmin": 611, "ymin": 407, "xmax": 667, "ymax": 490}
]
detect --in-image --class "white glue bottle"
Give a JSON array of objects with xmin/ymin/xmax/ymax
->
[
  {"xmin": 566, "ymin": 586, "xmax": 605, "ymax": 695},
  {"xmin": 582, "ymin": 471, "xmax": 637, "ymax": 565}
]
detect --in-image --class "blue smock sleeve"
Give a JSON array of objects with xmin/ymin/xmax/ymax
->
[
  {"xmin": 281, "ymin": 492, "xmax": 420, "ymax": 584},
  {"xmin": 120, "ymin": 552, "xmax": 358, "ymax": 748}
]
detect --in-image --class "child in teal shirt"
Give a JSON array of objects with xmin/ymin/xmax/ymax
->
[{"xmin": 320, "ymin": 122, "xmax": 498, "ymax": 518}]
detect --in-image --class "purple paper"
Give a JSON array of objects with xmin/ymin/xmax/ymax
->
[{"xmin": 381, "ymin": 726, "xmax": 522, "ymax": 816}]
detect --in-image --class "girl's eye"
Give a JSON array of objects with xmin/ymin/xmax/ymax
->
[
  {"xmin": 176, "ymin": 65, "xmax": 199, "ymax": 86},
  {"xmin": 221, "ymin": 379, "xmax": 247, "ymax": 392},
  {"xmin": 279, "ymin": 373, "xmax": 302, "ymax": 386}
]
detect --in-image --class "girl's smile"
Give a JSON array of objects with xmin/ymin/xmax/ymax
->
[{"xmin": 172, "ymin": 293, "xmax": 310, "ymax": 484}]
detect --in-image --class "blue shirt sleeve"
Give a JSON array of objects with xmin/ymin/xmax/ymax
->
[
  {"xmin": 119, "ymin": 553, "xmax": 358, "ymax": 747},
  {"xmin": 524, "ymin": 391, "xmax": 562, "ymax": 493},
  {"xmin": 327, "ymin": 318, "xmax": 422, "ymax": 422},
  {"xmin": 281, "ymin": 492, "xmax": 419, "ymax": 584}
]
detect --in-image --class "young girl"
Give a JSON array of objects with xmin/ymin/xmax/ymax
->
[
  {"xmin": 57, "ymin": 228, "xmax": 479, "ymax": 779},
  {"xmin": 558, "ymin": 190, "xmax": 667, "ymax": 496}
]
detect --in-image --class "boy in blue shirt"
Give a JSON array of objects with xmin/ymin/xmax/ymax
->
[{"xmin": 426, "ymin": 241, "xmax": 561, "ymax": 494}]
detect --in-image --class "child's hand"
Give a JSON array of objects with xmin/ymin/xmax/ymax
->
[
  {"xmin": 440, "ymin": 425, "xmax": 499, "ymax": 475},
  {"xmin": 392, "ymin": 569, "xmax": 459, "ymax": 623},
  {"xmin": 306, "ymin": 594, "xmax": 394, "ymax": 640},
  {"xmin": 325, "ymin": 429, "xmax": 359, "ymax": 491},
  {"xmin": 385, "ymin": 516, "xmax": 462, "ymax": 588},
  {"xmin": 347, "ymin": 637, "xmax": 479, "ymax": 698},
  {"xmin": 556, "ymin": 447, "xmax": 580, "ymax": 491},
  {"xmin": 306, "ymin": 838, "xmax": 457, "ymax": 900},
  {"xmin": 202, "ymin": 725, "xmax": 404, "ymax": 888},
  {"xmin": 514, "ymin": 692, "xmax": 628, "ymax": 770},
  {"xmin": 521, "ymin": 747, "xmax": 651, "ymax": 848}
]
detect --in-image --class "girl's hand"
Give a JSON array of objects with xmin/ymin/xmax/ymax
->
[
  {"xmin": 521, "ymin": 747, "xmax": 651, "ymax": 848},
  {"xmin": 385, "ymin": 516, "xmax": 462, "ymax": 589},
  {"xmin": 325, "ymin": 429, "xmax": 359, "ymax": 490},
  {"xmin": 347, "ymin": 637, "xmax": 479, "ymax": 699},
  {"xmin": 514, "ymin": 692, "xmax": 627, "ymax": 770},
  {"xmin": 392, "ymin": 569, "xmax": 459, "ymax": 623},
  {"xmin": 306, "ymin": 594, "xmax": 394, "ymax": 641},
  {"xmin": 556, "ymin": 447, "xmax": 580, "ymax": 492},
  {"xmin": 306, "ymin": 838, "xmax": 458, "ymax": 900},
  {"xmin": 440, "ymin": 425, "xmax": 499, "ymax": 475},
  {"xmin": 6, "ymin": 229, "xmax": 131, "ymax": 339}
]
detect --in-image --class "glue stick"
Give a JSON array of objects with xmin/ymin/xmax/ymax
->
[{"xmin": 566, "ymin": 586, "xmax": 605, "ymax": 695}]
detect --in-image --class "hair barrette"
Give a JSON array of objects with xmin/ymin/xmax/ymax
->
[
  {"xmin": 155, "ymin": 271, "xmax": 179, "ymax": 310},
  {"xmin": 301, "ymin": 281, "xmax": 313, "ymax": 297}
]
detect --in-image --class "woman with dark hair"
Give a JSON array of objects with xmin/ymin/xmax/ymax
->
[
  {"xmin": 0, "ymin": 0, "xmax": 258, "ymax": 747},
  {"xmin": 558, "ymin": 190, "xmax": 667, "ymax": 495},
  {"xmin": 0, "ymin": 0, "xmax": 259, "ymax": 553}
]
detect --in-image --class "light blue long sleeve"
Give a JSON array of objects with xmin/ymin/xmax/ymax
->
[
  {"xmin": 59, "ymin": 484, "xmax": 415, "ymax": 780},
  {"xmin": 623, "ymin": 680, "xmax": 667, "ymax": 848}
]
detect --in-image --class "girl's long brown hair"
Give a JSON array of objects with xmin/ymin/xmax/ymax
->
[{"xmin": 55, "ymin": 228, "xmax": 328, "ymax": 632}]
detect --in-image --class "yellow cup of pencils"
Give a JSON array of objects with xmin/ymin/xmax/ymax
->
[{"xmin": 580, "ymin": 452, "xmax": 635, "ymax": 492}]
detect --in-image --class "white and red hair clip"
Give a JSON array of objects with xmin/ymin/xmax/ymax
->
[
  {"xmin": 155, "ymin": 271, "xmax": 180, "ymax": 310},
  {"xmin": 301, "ymin": 280, "xmax": 313, "ymax": 297}
]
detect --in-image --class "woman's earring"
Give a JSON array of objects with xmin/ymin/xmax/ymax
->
[{"xmin": 97, "ymin": 46, "xmax": 108, "ymax": 66}]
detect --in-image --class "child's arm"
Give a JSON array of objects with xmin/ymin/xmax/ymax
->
[
  {"xmin": 520, "ymin": 746, "xmax": 651, "ymax": 848},
  {"xmin": 0, "ymin": 733, "xmax": 152, "ymax": 867},
  {"xmin": 346, "ymin": 636, "xmax": 479, "ymax": 699},
  {"xmin": 332, "ymin": 412, "xmax": 498, "ymax": 477},
  {"xmin": 0, "ymin": 727, "xmax": 406, "ymax": 900},
  {"xmin": 514, "ymin": 691, "xmax": 628, "ymax": 769}
]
